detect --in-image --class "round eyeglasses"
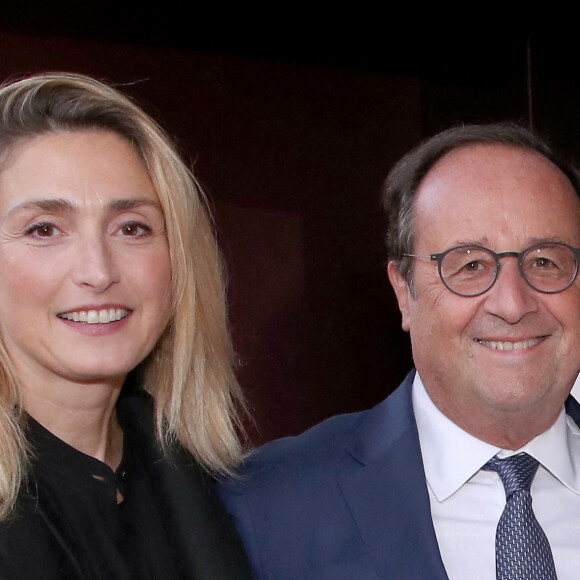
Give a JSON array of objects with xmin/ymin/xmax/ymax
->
[{"xmin": 404, "ymin": 243, "xmax": 580, "ymax": 297}]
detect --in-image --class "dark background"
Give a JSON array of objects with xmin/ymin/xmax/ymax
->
[{"xmin": 1, "ymin": 11, "xmax": 578, "ymax": 444}]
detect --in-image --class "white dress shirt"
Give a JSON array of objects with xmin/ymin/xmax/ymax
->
[{"xmin": 412, "ymin": 373, "xmax": 580, "ymax": 580}]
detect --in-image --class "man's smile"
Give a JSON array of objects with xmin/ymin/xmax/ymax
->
[{"xmin": 475, "ymin": 337, "xmax": 546, "ymax": 351}]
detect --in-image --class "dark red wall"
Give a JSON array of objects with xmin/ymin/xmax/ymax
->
[{"xmin": 1, "ymin": 33, "xmax": 576, "ymax": 445}]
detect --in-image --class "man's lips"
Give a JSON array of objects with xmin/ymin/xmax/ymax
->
[
  {"xmin": 475, "ymin": 337, "xmax": 546, "ymax": 351},
  {"xmin": 57, "ymin": 308, "xmax": 130, "ymax": 324}
]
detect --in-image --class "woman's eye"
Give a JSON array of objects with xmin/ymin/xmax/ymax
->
[
  {"xmin": 120, "ymin": 222, "xmax": 152, "ymax": 237},
  {"xmin": 25, "ymin": 222, "xmax": 60, "ymax": 238}
]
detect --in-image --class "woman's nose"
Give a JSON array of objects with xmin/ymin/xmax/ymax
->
[{"xmin": 71, "ymin": 235, "xmax": 121, "ymax": 292}]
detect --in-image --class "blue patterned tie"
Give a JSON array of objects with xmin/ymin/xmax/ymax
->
[{"xmin": 483, "ymin": 453, "xmax": 557, "ymax": 579}]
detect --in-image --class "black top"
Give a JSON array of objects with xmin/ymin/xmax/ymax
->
[
  {"xmin": 21, "ymin": 417, "xmax": 182, "ymax": 578},
  {"xmin": 0, "ymin": 389, "xmax": 253, "ymax": 579}
]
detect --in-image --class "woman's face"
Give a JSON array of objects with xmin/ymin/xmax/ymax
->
[{"xmin": 0, "ymin": 130, "xmax": 172, "ymax": 390}]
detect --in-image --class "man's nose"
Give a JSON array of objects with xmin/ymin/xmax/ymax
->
[{"xmin": 482, "ymin": 258, "xmax": 539, "ymax": 323}]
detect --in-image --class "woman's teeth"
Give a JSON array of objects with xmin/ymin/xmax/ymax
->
[{"xmin": 58, "ymin": 308, "xmax": 129, "ymax": 324}]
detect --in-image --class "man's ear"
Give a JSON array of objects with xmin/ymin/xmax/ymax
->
[{"xmin": 387, "ymin": 261, "xmax": 412, "ymax": 332}]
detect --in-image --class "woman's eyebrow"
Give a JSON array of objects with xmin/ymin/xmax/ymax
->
[
  {"xmin": 106, "ymin": 198, "xmax": 161, "ymax": 212},
  {"xmin": 7, "ymin": 197, "xmax": 160, "ymax": 216},
  {"xmin": 7, "ymin": 198, "xmax": 74, "ymax": 215}
]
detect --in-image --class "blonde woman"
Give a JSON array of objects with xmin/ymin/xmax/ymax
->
[{"xmin": 0, "ymin": 72, "xmax": 251, "ymax": 579}]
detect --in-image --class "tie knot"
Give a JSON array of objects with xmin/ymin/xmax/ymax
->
[{"xmin": 483, "ymin": 452, "xmax": 539, "ymax": 498}]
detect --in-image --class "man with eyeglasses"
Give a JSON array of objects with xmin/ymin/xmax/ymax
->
[{"xmin": 220, "ymin": 123, "xmax": 580, "ymax": 579}]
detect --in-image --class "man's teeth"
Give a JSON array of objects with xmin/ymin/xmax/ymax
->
[
  {"xmin": 476, "ymin": 337, "xmax": 542, "ymax": 351},
  {"xmin": 58, "ymin": 308, "xmax": 129, "ymax": 324}
]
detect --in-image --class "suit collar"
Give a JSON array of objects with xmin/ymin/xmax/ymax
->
[
  {"xmin": 566, "ymin": 393, "xmax": 580, "ymax": 426},
  {"xmin": 338, "ymin": 371, "xmax": 449, "ymax": 579}
]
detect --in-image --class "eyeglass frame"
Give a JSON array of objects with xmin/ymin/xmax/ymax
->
[{"xmin": 404, "ymin": 242, "xmax": 580, "ymax": 297}]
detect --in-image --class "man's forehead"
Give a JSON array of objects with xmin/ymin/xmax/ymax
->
[
  {"xmin": 416, "ymin": 143, "xmax": 574, "ymax": 204},
  {"xmin": 422, "ymin": 142, "xmax": 557, "ymax": 184},
  {"xmin": 412, "ymin": 142, "xmax": 580, "ymax": 249}
]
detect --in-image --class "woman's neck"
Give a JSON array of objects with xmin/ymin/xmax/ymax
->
[{"xmin": 22, "ymin": 377, "xmax": 125, "ymax": 471}]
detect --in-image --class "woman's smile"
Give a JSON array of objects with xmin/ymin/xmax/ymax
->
[{"xmin": 57, "ymin": 307, "xmax": 131, "ymax": 324}]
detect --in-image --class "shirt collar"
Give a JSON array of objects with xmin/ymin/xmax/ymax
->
[{"xmin": 412, "ymin": 373, "xmax": 580, "ymax": 501}]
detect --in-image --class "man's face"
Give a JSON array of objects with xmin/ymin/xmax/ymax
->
[{"xmin": 388, "ymin": 144, "xmax": 580, "ymax": 438}]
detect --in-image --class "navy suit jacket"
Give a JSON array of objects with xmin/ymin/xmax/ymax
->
[{"xmin": 220, "ymin": 371, "xmax": 580, "ymax": 579}]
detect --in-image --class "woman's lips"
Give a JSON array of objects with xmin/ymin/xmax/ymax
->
[{"xmin": 57, "ymin": 308, "xmax": 130, "ymax": 324}]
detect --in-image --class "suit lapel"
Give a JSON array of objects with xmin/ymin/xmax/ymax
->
[
  {"xmin": 565, "ymin": 393, "xmax": 580, "ymax": 426},
  {"xmin": 337, "ymin": 373, "xmax": 448, "ymax": 579}
]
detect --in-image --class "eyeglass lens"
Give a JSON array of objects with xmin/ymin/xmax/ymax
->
[{"xmin": 439, "ymin": 244, "xmax": 578, "ymax": 296}]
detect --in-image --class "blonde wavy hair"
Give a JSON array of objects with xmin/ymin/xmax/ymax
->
[{"xmin": 0, "ymin": 72, "xmax": 246, "ymax": 519}]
